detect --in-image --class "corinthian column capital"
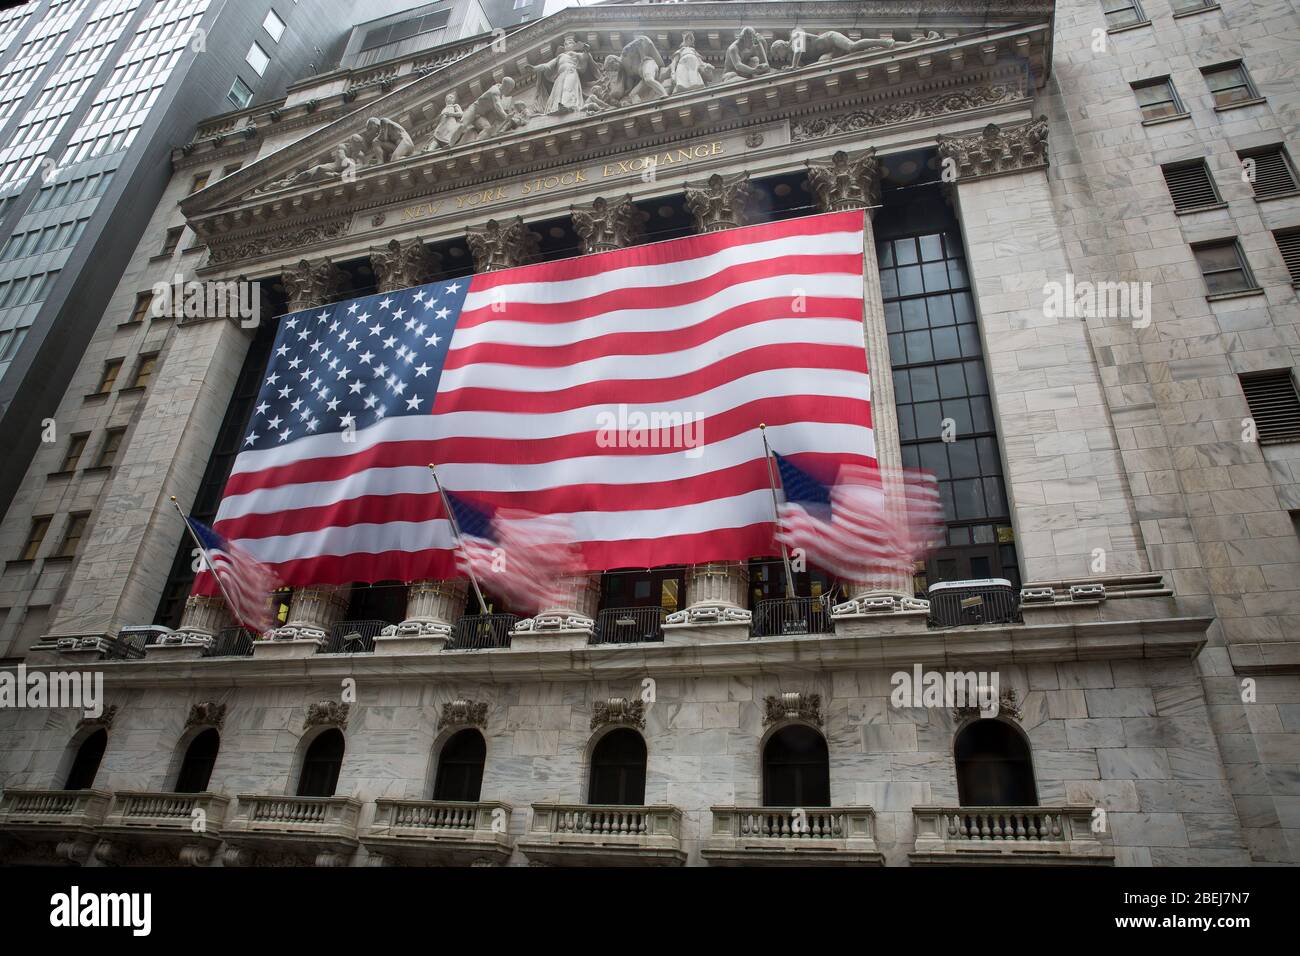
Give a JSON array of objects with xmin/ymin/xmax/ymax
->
[
  {"xmin": 466, "ymin": 216, "xmax": 540, "ymax": 272},
  {"xmin": 281, "ymin": 256, "xmax": 348, "ymax": 312},
  {"xmin": 806, "ymin": 146, "xmax": 881, "ymax": 214},
  {"xmin": 370, "ymin": 237, "xmax": 442, "ymax": 292},
  {"xmin": 936, "ymin": 116, "xmax": 1049, "ymax": 182},
  {"xmin": 685, "ymin": 171, "xmax": 758, "ymax": 233},
  {"xmin": 571, "ymin": 194, "xmax": 647, "ymax": 254}
]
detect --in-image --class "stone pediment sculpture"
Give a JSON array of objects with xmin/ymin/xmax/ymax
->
[{"xmin": 222, "ymin": 20, "xmax": 959, "ymax": 203}]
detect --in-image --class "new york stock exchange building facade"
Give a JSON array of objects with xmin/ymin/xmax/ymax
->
[{"xmin": 0, "ymin": 0, "xmax": 1298, "ymax": 869}]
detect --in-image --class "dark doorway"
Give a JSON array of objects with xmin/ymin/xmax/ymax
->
[
  {"xmin": 175, "ymin": 728, "xmax": 220, "ymax": 793},
  {"xmin": 955, "ymin": 719, "xmax": 1038, "ymax": 806},
  {"xmin": 588, "ymin": 728, "xmax": 647, "ymax": 805},
  {"xmin": 64, "ymin": 729, "xmax": 107, "ymax": 790},
  {"xmin": 297, "ymin": 728, "xmax": 345, "ymax": 798},
  {"xmin": 432, "ymin": 729, "xmax": 486, "ymax": 802},
  {"xmin": 762, "ymin": 725, "xmax": 830, "ymax": 807}
]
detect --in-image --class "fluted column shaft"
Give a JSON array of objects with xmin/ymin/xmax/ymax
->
[{"xmin": 176, "ymin": 594, "xmax": 232, "ymax": 637}]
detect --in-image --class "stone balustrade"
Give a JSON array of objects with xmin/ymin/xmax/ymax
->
[
  {"xmin": 221, "ymin": 794, "xmax": 362, "ymax": 867},
  {"xmin": 702, "ymin": 805, "xmax": 883, "ymax": 865},
  {"xmin": 910, "ymin": 805, "xmax": 1114, "ymax": 865},
  {"xmin": 363, "ymin": 798, "xmax": 514, "ymax": 866},
  {"xmin": 0, "ymin": 788, "xmax": 112, "ymax": 865},
  {"xmin": 518, "ymin": 803, "xmax": 686, "ymax": 866},
  {"xmin": 104, "ymin": 790, "xmax": 230, "ymax": 828},
  {"xmin": 94, "ymin": 790, "xmax": 232, "ymax": 865}
]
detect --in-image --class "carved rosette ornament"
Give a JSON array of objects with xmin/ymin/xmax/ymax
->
[
  {"xmin": 186, "ymin": 701, "xmax": 227, "ymax": 730},
  {"xmin": 806, "ymin": 147, "xmax": 881, "ymax": 213},
  {"xmin": 591, "ymin": 697, "xmax": 645, "ymax": 731},
  {"xmin": 370, "ymin": 237, "xmax": 442, "ymax": 293},
  {"xmin": 78, "ymin": 704, "xmax": 118, "ymax": 730},
  {"xmin": 466, "ymin": 217, "xmax": 541, "ymax": 272},
  {"xmin": 281, "ymin": 256, "xmax": 348, "ymax": 312},
  {"xmin": 685, "ymin": 172, "xmax": 758, "ymax": 233},
  {"xmin": 936, "ymin": 116, "xmax": 1049, "ymax": 181},
  {"xmin": 304, "ymin": 700, "xmax": 350, "ymax": 731},
  {"xmin": 763, "ymin": 692, "xmax": 822, "ymax": 728},
  {"xmin": 952, "ymin": 687, "xmax": 1023, "ymax": 723},
  {"xmin": 570, "ymin": 194, "xmax": 646, "ymax": 254},
  {"xmin": 438, "ymin": 698, "xmax": 488, "ymax": 731}
]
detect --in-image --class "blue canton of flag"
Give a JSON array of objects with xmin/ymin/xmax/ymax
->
[
  {"xmin": 243, "ymin": 279, "xmax": 472, "ymax": 451},
  {"xmin": 774, "ymin": 451, "xmax": 832, "ymax": 521}
]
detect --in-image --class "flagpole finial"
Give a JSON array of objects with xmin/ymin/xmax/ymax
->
[
  {"xmin": 169, "ymin": 496, "xmax": 177, "ymax": 502},
  {"xmin": 759, "ymin": 422, "xmax": 766, "ymax": 430}
]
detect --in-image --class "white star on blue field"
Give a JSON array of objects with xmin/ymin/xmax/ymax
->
[{"xmin": 244, "ymin": 280, "xmax": 471, "ymax": 451}]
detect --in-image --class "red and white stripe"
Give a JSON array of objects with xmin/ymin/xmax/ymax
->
[
  {"xmin": 197, "ymin": 543, "xmax": 280, "ymax": 634},
  {"xmin": 206, "ymin": 211, "xmax": 873, "ymax": 587}
]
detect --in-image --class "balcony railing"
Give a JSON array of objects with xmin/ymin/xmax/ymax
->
[
  {"xmin": 222, "ymin": 794, "xmax": 362, "ymax": 866},
  {"xmin": 591, "ymin": 606, "xmax": 664, "ymax": 644},
  {"xmin": 702, "ymin": 806, "xmax": 882, "ymax": 865},
  {"xmin": 104, "ymin": 791, "xmax": 231, "ymax": 829},
  {"xmin": 447, "ymin": 613, "xmax": 517, "ymax": 650},
  {"xmin": 363, "ymin": 799, "xmax": 514, "ymax": 866},
  {"xmin": 0, "ymin": 788, "xmax": 112, "ymax": 863},
  {"xmin": 518, "ymin": 803, "xmax": 685, "ymax": 866},
  {"xmin": 319, "ymin": 619, "xmax": 387, "ymax": 654},
  {"xmin": 751, "ymin": 597, "xmax": 833, "ymax": 637},
  {"xmin": 204, "ymin": 626, "xmax": 256, "ymax": 658},
  {"xmin": 911, "ymin": 806, "xmax": 1114, "ymax": 865}
]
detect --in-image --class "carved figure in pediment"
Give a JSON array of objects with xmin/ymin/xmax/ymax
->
[
  {"xmin": 666, "ymin": 31, "xmax": 715, "ymax": 94},
  {"xmin": 431, "ymin": 93, "xmax": 463, "ymax": 148},
  {"xmin": 449, "ymin": 76, "xmax": 516, "ymax": 147},
  {"xmin": 771, "ymin": 28, "xmax": 942, "ymax": 70},
  {"xmin": 358, "ymin": 116, "xmax": 414, "ymax": 165},
  {"xmin": 617, "ymin": 35, "xmax": 667, "ymax": 104},
  {"xmin": 500, "ymin": 99, "xmax": 537, "ymax": 132},
  {"xmin": 583, "ymin": 55, "xmax": 626, "ymax": 113},
  {"xmin": 721, "ymin": 27, "xmax": 771, "ymax": 83},
  {"xmin": 258, "ymin": 137, "xmax": 362, "ymax": 192},
  {"xmin": 530, "ymin": 35, "xmax": 597, "ymax": 115}
]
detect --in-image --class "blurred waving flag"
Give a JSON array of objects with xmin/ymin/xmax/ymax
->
[
  {"xmin": 196, "ymin": 210, "xmax": 874, "ymax": 595},
  {"xmin": 773, "ymin": 453, "xmax": 945, "ymax": 584},
  {"xmin": 188, "ymin": 514, "xmax": 281, "ymax": 633}
]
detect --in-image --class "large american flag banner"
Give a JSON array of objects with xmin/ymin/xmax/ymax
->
[{"xmin": 196, "ymin": 209, "xmax": 874, "ymax": 594}]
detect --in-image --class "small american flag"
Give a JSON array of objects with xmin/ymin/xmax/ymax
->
[
  {"xmin": 188, "ymin": 515, "xmax": 281, "ymax": 634},
  {"xmin": 198, "ymin": 210, "xmax": 874, "ymax": 598}
]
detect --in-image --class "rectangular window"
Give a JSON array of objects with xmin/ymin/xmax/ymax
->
[
  {"xmin": 245, "ymin": 42, "xmax": 269, "ymax": 76},
  {"xmin": 1132, "ymin": 77, "xmax": 1183, "ymax": 120},
  {"xmin": 1241, "ymin": 371, "xmax": 1300, "ymax": 445},
  {"xmin": 1162, "ymin": 159, "xmax": 1221, "ymax": 211},
  {"xmin": 1239, "ymin": 145, "xmax": 1299, "ymax": 199},
  {"xmin": 160, "ymin": 226, "xmax": 183, "ymax": 256},
  {"xmin": 59, "ymin": 433, "xmax": 88, "ymax": 472},
  {"xmin": 1102, "ymin": 0, "xmax": 1146, "ymax": 28},
  {"xmin": 262, "ymin": 9, "xmax": 285, "ymax": 42},
  {"xmin": 130, "ymin": 352, "xmax": 158, "ymax": 389},
  {"xmin": 1274, "ymin": 229, "xmax": 1300, "ymax": 286},
  {"xmin": 227, "ymin": 76, "xmax": 253, "ymax": 109},
  {"xmin": 1192, "ymin": 238, "xmax": 1258, "ymax": 295},
  {"xmin": 94, "ymin": 427, "xmax": 125, "ymax": 468},
  {"xmin": 94, "ymin": 358, "xmax": 122, "ymax": 394},
  {"xmin": 189, "ymin": 171, "xmax": 209, "ymax": 193},
  {"xmin": 55, "ymin": 512, "xmax": 88, "ymax": 558},
  {"xmin": 20, "ymin": 516, "xmax": 50, "ymax": 561},
  {"xmin": 127, "ymin": 291, "xmax": 152, "ymax": 324},
  {"xmin": 1170, "ymin": 0, "xmax": 1214, "ymax": 11},
  {"xmin": 1203, "ymin": 62, "xmax": 1258, "ymax": 107}
]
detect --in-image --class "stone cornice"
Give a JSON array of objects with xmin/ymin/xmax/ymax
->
[{"xmin": 29, "ymin": 617, "xmax": 1210, "ymax": 690}]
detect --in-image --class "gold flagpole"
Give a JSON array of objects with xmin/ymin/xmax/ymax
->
[
  {"xmin": 168, "ymin": 496, "xmax": 246, "ymax": 627},
  {"xmin": 759, "ymin": 424, "xmax": 797, "ymax": 600},
  {"xmin": 428, "ymin": 464, "xmax": 489, "ymax": 615}
]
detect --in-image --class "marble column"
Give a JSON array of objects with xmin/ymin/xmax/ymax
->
[
  {"xmin": 173, "ymin": 594, "xmax": 232, "ymax": 642},
  {"xmin": 805, "ymin": 147, "xmax": 915, "ymax": 610},
  {"xmin": 267, "ymin": 584, "xmax": 350, "ymax": 647},
  {"xmin": 571, "ymin": 194, "xmax": 646, "ymax": 254},
  {"xmin": 669, "ymin": 172, "xmax": 761, "ymax": 629},
  {"xmin": 368, "ymin": 237, "xmax": 460, "ymax": 652},
  {"xmin": 466, "ymin": 216, "xmax": 540, "ymax": 272}
]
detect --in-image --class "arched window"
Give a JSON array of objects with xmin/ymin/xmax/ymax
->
[
  {"xmin": 432, "ymin": 729, "xmax": 485, "ymax": 802},
  {"xmin": 588, "ymin": 728, "xmax": 646, "ymax": 806},
  {"xmin": 955, "ymin": 719, "xmax": 1037, "ymax": 806},
  {"xmin": 763, "ymin": 725, "xmax": 830, "ymax": 807},
  {"xmin": 296, "ymin": 728, "xmax": 345, "ymax": 798},
  {"xmin": 64, "ymin": 729, "xmax": 107, "ymax": 790},
  {"xmin": 174, "ymin": 728, "xmax": 220, "ymax": 793}
]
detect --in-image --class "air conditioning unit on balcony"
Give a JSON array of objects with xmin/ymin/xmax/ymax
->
[{"xmin": 927, "ymin": 579, "xmax": 1021, "ymax": 627}]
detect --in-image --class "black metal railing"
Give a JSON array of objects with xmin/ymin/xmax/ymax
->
[
  {"xmin": 591, "ymin": 606, "xmax": 665, "ymax": 645},
  {"xmin": 927, "ymin": 579, "xmax": 1022, "ymax": 628},
  {"xmin": 204, "ymin": 627, "xmax": 256, "ymax": 658},
  {"xmin": 447, "ymin": 613, "xmax": 517, "ymax": 650},
  {"xmin": 751, "ymin": 596, "xmax": 833, "ymax": 638},
  {"xmin": 319, "ymin": 619, "xmax": 387, "ymax": 654},
  {"xmin": 101, "ymin": 634, "xmax": 148, "ymax": 660}
]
